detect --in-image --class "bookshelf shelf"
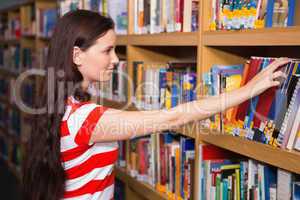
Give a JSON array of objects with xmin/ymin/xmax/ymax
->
[
  {"xmin": 0, "ymin": 68, "xmax": 18, "ymax": 77},
  {"xmin": 116, "ymin": 35, "xmax": 128, "ymax": 46},
  {"xmin": 198, "ymin": 133, "xmax": 300, "ymax": 174},
  {"xmin": 115, "ymin": 167, "xmax": 168, "ymax": 200},
  {"xmin": 22, "ymin": 34, "xmax": 36, "ymax": 39},
  {"xmin": 0, "ymin": 0, "xmax": 34, "ymax": 13},
  {"xmin": 203, "ymin": 26, "xmax": 300, "ymax": 46},
  {"xmin": 174, "ymin": 122, "xmax": 199, "ymax": 139},
  {"xmin": 37, "ymin": 36, "xmax": 51, "ymax": 41},
  {"xmin": 0, "ymin": 39, "xmax": 20, "ymax": 45},
  {"xmin": 127, "ymin": 32, "xmax": 198, "ymax": 46}
]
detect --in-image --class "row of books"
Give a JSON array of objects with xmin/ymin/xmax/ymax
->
[
  {"xmin": 0, "ymin": 103, "xmax": 21, "ymax": 137},
  {"xmin": 0, "ymin": 46, "xmax": 39, "ymax": 72},
  {"xmin": 198, "ymin": 143, "xmax": 300, "ymax": 200},
  {"xmin": 88, "ymin": 61, "xmax": 128, "ymax": 102},
  {"xmin": 0, "ymin": 74, "xmax": 34, "ymax": 107},
  {"xmin": 202, "ymin": 56, "xmax": 300, "ymax": 151},
  {"xmin": 0, "ymin": 45, "xmax": 21, "ymax": 73},
  {"xmin": 126, "ymin": 132, "xmax": 195, "ymax": 200},
  {"xmin": 0, "ymin": 77, "xmax": 9, "ymax": 97},
  {"xmin": 209, "ymin": 0, "xmax": 296, "ymax": 30},
  {"xmin": 132, "ymin": 61, "xmax": 197, "ymax": 110},
  {"xmin": 0, "ymin": 134, "xmax": 22, "ymax": 167},
  {"xmin": 59, "ymin": 0, "xmax": 128, "ymax": 35},
  {"xmin": 36, "ymin": 8, "xmax": 57, "ymax": 38},
  {"xmin": 5, "ymin": 15, "xmax": 21, "ymax": 40},
  {"xmin": 21, "ymin": 4, "xmax": 36, "ymax": 36},
  {"xmin": 0, "ymin": 6, "xmax": 57, "ymax": 39},
  {"xmin": 133, "ymin": 0, "xmax": 199, "ymax": 34}
]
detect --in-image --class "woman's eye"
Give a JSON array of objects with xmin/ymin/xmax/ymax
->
[{"xmin": 104, "ymin": 49, "xmax": 112, "ymax": 54}]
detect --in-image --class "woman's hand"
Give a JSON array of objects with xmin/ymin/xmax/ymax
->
[{"xmin": 244, "ymin": 57, "xmax": 291, "ymax": 98}]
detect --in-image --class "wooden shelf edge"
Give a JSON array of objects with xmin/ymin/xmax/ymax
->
[
  {"xmin": 116, "ymin": 35, "xmax": 128, "ymax": 46},
  {"xmin": 203, "ymin": 26, "xmax": 300, "ymax": 46},
  {"xmin": 115, "ymin": 167, "xmax": 168, "ymax": 200},
  {"xmin": 128, "ymin": 32, "xmax": 198, "ymax": 46},
  {"xmin": 198, "ymin": 133, "xmax": 300, "ymax": 174},
  {"xmin": 0, "ymin": 0, "xmax": 35, "ymax": 13},
  {"xmin": 0, "ymin": 39, "xmax": 20, "ymax": 45}
]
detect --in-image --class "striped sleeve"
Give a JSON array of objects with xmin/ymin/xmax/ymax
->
[{"xmin": 67, "ymin": 103, "xmax": 108, "ymax": 146}]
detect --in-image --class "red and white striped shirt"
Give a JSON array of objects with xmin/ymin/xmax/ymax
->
[{"xmin": 60, "ymin": 96, "xmax": 118, "ymax": 200}]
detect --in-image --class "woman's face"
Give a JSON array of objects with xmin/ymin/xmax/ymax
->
[{"xmin": 74, "ymin": 29, "xmax": 119, "ymax": 84}]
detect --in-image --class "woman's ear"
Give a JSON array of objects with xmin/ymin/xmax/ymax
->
[{"xmin": 73, "ymin": 46, "xmax": 84, "ymax": 66}]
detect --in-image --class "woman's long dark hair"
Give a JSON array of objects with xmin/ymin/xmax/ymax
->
[{"xmin": 22, "ymin": 10, "xmax": 114, "ymax": 200}]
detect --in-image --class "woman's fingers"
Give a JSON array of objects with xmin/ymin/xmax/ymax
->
[
  {"xmin": 271, "ymin": 70, "xmax": 287, "ymax": 85},
  {"xmin": 268, "ymin": 57, "xmax": 291, "ymax": 72}
]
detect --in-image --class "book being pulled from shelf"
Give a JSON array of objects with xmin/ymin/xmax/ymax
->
[
  {"xmin": 202, "ymin": 57, "xmax": 300, "ymax": 151},
  {"xmin": 132, "ymin": 60, "xmax": 197, "ymax": 110},
  {"xmin": 209, "ymin": 0, "xmax": 296, "ymax": 30},
  {"xmin": 198, "ymin": 143, "xmax": 300, "ymax": 200},
  {"xmin": 133, "ymin": 0, "xmax": 199, "ymax": 34},
  {"xmin": 59, "ymin": 0, "xmax": 128, "ymax": 35},
  {"xmin": 128, "ymin": 132, "xmax": 195, "ymax": 200}
]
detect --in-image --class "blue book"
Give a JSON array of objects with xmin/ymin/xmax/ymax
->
[
  {"xmin": 287, "ymin": 0, "xmax": 296, "ymax": 26},
  {"xmin": 264, "ymin": 165, "xmax": 277, "ymax": 200},
  {"xmin": 223, "ymin": 179, "xmax": 229, "ymax": 200},
  {"xmin": 293, "ymin": 182, "xmax": 300, "ymax": 200},
  {"xmin": 265, "ymin": 0, "xmax": 275, "ymax": 27}
]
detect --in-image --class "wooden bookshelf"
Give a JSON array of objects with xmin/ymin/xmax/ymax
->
[
  {"xmin": 198, "ymin": 133, "xmax": 300, "ymax": 174},
  {"xmin": 116, "ymin": 35, "xmax": 128, "ymax": 46},
  {"xmin": 127, "ymin": 32, "xmax": 198, "ymax": 46},
  {"xmin": 115, "ymin": 167, "xmax": 168, "ymax": 200},
  {"xmin": 203, "ymin": 26, "xmax": 300, "ymax": 46},
  {"xmin": 0, "ymin": 0, "xmax": 299, "ymax": 199},
  {"xmin": 0, "ymin": 0, "xmax": 34, "ymax": 13},
  {"xmin": 0, "ymin": 38, "xmax": 20, "ymax": 45}
]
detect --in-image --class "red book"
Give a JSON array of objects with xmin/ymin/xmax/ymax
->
[
  {"xmin": 236, "ymin": 58, "xmax": 262, "ymax": 122},
  {"xmin": 159, "ymin": 135, "xmax": 167, "ymax": 185},
  {"xmin": 253, "ymin": 59, "xmax": 277, "ymax": 128}
]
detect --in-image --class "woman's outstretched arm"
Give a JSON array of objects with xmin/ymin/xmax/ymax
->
[{"xmin": 90, "ymin": 58, "xmax": 290, "ymax": 142}]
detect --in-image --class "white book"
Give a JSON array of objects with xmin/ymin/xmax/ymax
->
[
  {"xmin": 287, "ymin": 106, "xmax": 300, "ymax": 149},
  {"xmin": 134, "ymin": 0, "xmax": 139, "ymax": 33},
  {"xmin": 83, "ymin": 0, "xmax": 91, "ymax": 10},
  {"xmin": 138, "ymin": 0, "xmax": 144, "ymax": 34},
  {"xmin": 166, "ymin": 0, "xmax": 175, "ymax": 32},
  {"xmin": 160, "ymin": 0, "xmax": 167, "ymax": 32},
  {"xmin": 277, "ymin": 169, "xmax": 292, "ymax": 200},
  {"xmin": 183, "ymin": 0, "xmax": 192, "ymax": 32}
]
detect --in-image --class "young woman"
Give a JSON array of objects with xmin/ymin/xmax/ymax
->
[{"xmin": 23, "ymin": 9, "xmax": 289, "ymax": 200}]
